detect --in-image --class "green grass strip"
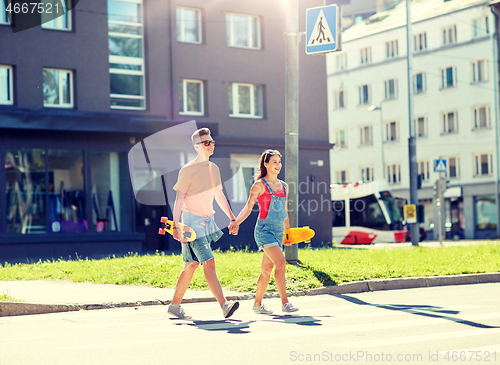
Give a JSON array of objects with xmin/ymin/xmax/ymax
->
[{"xmin": 0, "ymin": 244, "xmax": 499, "ymax": 293}]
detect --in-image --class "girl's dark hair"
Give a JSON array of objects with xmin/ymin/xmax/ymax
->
[{"xmin": 255, "ymin": 149, "xmax": 281, "ymax": 180}]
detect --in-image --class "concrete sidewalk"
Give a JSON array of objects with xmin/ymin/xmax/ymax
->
[{"xmin": 2, "ymin": 272, "xmax": 500, "ymax": 317}]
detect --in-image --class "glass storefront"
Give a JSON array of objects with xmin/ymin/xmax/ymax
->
[
  {"xmin": 3, "ymin": 148, "xmax": 130, "ymax": 234},
  {"xmin": 475, "ymin": 195, "xmax": 497, "ymax": 230},
  {"xmin": 5, "ymin": 149, "xmax": 47, "ymax": 233}
]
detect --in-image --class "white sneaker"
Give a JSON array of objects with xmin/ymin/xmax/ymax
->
[
  {"xmin": 168, "ymin": 304, "xmax": 192, "ymax": 319},
  {"xmin": 253, "ymin": 303, "xmax": 273, "ymax": 314},
  {"xmin": 222, "ymin": 300, "xmax": 240, "ymax": 318},
  {"xmin": 282, "ymin": 302, "xmax": 299, "ymax": 313}
]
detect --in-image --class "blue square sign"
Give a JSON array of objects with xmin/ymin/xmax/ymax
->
[{"xmin": 306, "ymin": 5, "xmax": 342, "ymax": 55}]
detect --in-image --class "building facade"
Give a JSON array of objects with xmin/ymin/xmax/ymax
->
[
  {"xmin": 0, "ymin": 0, "xmax": 332, "ymax": 262},
  {"xmin": 326, "ymin": 0, "xmax": 499, "ymax": 240}
]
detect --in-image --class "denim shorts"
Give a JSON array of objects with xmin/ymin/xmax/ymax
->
[
  {"xmin": 180, "ymin": 212, "xmax": 221, "ymax": 265},
  {"xmin": 254, "ymin": 219, "xmax": 284, "ymax": 252},
  {"xmin": 181, "ymin": 238, "xmax": 214, "ymax": 264}
]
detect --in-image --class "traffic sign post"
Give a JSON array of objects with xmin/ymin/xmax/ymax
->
[
  {"xmin": 305, "ymin": 4, "xmax": 342, "ymax": 55},
  {"xmin": 404, "ymin": 204, "xmax": 417, "ymax": 224}
]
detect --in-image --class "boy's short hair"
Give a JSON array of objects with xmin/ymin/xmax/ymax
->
[{"xmin": 191, "ymin": 128, "xmax": 211, "ymax": 145}]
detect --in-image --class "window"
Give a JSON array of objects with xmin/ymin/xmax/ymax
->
[
  {"xmin": 446, "ymin": 156, "xmax": 460, "ymax": 179},
  {"xmin": 418, "ymin": 160, "xmax": 430, "ymax": 182},
  {"xmin": 229, "ymin": 82, "xmax": 263, "ymax": 118},
  {"xmin": 440, "ymin": 66, "xmax": 457, "ymax": 89},
  {"xmin": 416, "ymin": 116, "xmax": 427, "ymax": 138},
  {"xmin": 179, "ymin": 79, "xmax": 204, "ymax": 116},
  {"xmin": 475, "ymin": 195, "xmax": 497, "ymax": 230},
  {"xmin": 414, "ymin": 72, "xmax": 426, "ymax": 94},
  {"xmin": 443, "ymin": 25, "xmax": 457, "ymax": 45},
  {"xmin": 360, "ymin": 166, "xmax": 374, "ymax": 182},
  {"xmin": 474, "ymin": 153, "xmax": 493, "ymax": 177},
  {"xmin": 176, "ymin": 6, "xmax": 202, "ymax": 44},
  {"xmin": 230, "ymin": 154, "xmax": 259, "ymax": 202},
  {"xmin": 384, "ymin": 78, "xmax": 397, "ymax": 100},
  {"xmin": 0, "ymin": 65, "xmax": 13, "ymax": 105},
  {"xmin": 386, "ymin": 40, "xmax": 398, "ymax": 58},
  {"xmin": 5, "ymin": 149, "xmax": 47, "ymax": 233},
  {"xmin": 387, "ymin": 163, "xmax": 401, "ymax": 184},
  {"xmin": 360, "ymin": 47, "xmax": 371, "ymax": 64},
  {"xmin": 90, "ymin": 151, "xmax": 129, "ymax": 232},
  {"xmin": 336, "ymin": 170, "xmax": 348, "ymax": 184},
  {"xmin": 414, "ymin": 32, "xmax": 427, "ymax": 52},
  {"xmin": 336, "ymin": 53, "xmax": 347, "ymax": 71},
  {"xmin": 472, "ymin": 59, "xmax": 488, "ymax": 83},
  {"xmin": 1, "ymin": 0, "xmax": 10, "ymax": 24},
  {"xmin": 43, "ymin": 68, "xmax": 73, "ymax": 108},
  {"xmin": 384, "ymin": 121, "xmax": 398, "ymax": 142},
  {"xmin": 333, "ymin": 89, "xmax": 345, "ymax": 109},
  {"xmin": 5, "ymin": 149, "xmax": 91, "ymax": 234},
  {"xmin": 473, "ymin": 16, "xmax": 489, "ymax": 38},
  {"xmin": 473, "ymin": 105, "xmax": 491, "ymax": 129},
  {"xmin": 41, "ymin": 0, "xmax": 72, "ymax": 30},
  {"xmin": 335, "ymin": 129, "xmax": 347, "ymax": 148},
  {"xmin": 441, "ymin": 111, "xmax": 458, "ymax": 134},
  {"xmin": 226, "ymin": 13, "xmax": 261, "ymax": 49},
  {"xmin": 108, "ymin": 0, "xmax": 145, "ymax": 109},
  {"xmin": 358, "ymin": 84, "xmax": 370, "ymax": 105},
  {"xmin": 359, "ymin": 125, "xmax": 372, "ymax": 146}
]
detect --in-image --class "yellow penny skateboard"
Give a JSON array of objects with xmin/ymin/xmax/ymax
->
[
  {"xmin": 283, "ymin": 226, "xmax": 315, "ymax": 244},
  {"xmin": 158, "ymin": 217, "xmax": 197, "ymax": 243}
]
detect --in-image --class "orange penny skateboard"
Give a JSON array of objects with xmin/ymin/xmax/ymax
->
[
  {"xmin": 158, "ymin": 217, "xmax": 197, "ymax": 243},
  {"xmin": 283, "ymin": 226, "xmax": 315, "ymax": 244}
]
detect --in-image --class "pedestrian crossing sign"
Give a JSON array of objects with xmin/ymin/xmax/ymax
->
[
  {"xmin": 435, "ymin": 159, "xmax": 447, "ymax": 172},
  {"xmin": 306, "ymin": 5, "xmax": 342, "ymax": 55}
]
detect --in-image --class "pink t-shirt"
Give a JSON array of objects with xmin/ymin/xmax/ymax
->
[{"xmin": 173, "ymin": 160, "xmax": 223, "ymax": 217}]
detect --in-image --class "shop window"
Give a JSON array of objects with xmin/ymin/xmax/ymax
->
[
  {"xmin": 230, "ymin": 154, "xmax": 259, "ymax": 202},
  {"xmin": 90, "ymin": 151, "xmax": 129, "ymax": 232},
  {"xmin": 475, "ymin": 195, "xmax": 497, "ymax": 230},
  {"xmin": 48, "ymin": 149, "xmax": 86, "ymax": 233},
  {"xmin": 5, "ymin": 149, "xmax": 47, "ymax": 234}
]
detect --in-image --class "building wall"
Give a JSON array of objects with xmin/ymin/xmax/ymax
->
[
  {"xmin": 0, "ymin": 0, "xmax": 333, "ymax": 261},
  {"xmin": 326, "ymin": 1, "xmax": 499, "ymax": 239}
]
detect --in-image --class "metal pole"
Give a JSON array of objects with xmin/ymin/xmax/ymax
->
[
  {"xmin": 406, "ymin": 0, "xmax": 419, "ymax": 246},
  {"xmin": 285, "ymin": 0, "xmax": 299, "ymax": 264},
  {"xmin": 380, "ymin": 105, "xmax": 385, "ymax": 178},
  {"xmin": 490, "ymin": 6, "xmax": 500, "ymax": 238}
]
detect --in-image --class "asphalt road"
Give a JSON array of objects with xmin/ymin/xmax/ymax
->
[{"xmin": 1, "ymin": 283, "xmax": 499, "ymax": 365}]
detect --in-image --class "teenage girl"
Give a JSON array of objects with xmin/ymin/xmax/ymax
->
[{"xmin": 235, "ymin": 149, "xmax": 299, "ymax": 314}]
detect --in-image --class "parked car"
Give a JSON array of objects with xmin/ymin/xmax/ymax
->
[{"xmin": 405, "ymin": 224, "xmax": 427, "ymax": 242}]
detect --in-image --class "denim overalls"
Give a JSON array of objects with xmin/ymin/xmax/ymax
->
[{"xmin": 254, "ymin": 178, "xmax": 288, "ymax": 251}]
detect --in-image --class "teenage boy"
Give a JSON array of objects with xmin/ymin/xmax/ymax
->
[{"xmin": 167, "ymin": 128, "xmax": 240, "ymax": 319}]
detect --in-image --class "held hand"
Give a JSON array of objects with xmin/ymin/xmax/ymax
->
[
  {"xmin": 172, "ymin": 226, "xmax": 182, "ymax": 242},
  {"xmin": 228, "ymin": 221, "xmax": 239, "ymax": 235}
]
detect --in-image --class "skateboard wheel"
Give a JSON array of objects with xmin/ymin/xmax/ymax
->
[
  {"xmin": 158, "ymin": 228, "xmax": 165, "ymax": 235},
  {"xmin": 180, "ymin": 238, "xmax": 187, "ymax": 244},
  {"xmin": 160, "ymin": 217, "xmax": 169, "ymax": 223}
]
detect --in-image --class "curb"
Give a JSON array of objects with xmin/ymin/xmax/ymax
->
[{"xmin": 1, "ymin": 273, "xmax": 499, "ymax": 317}]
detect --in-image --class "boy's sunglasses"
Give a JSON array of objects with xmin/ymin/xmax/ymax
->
[{"xmin": 196, "ymin": 140, "xmax": 215, "ymax": 147}]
